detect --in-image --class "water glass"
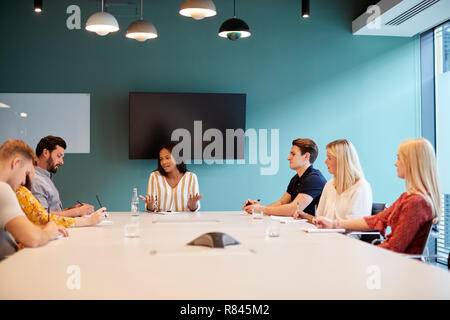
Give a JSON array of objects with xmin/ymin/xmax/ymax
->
[
  {"xmin": 266, "ymin": 219, "xmax": 280, "ymax": 238},
  {"xmin": 252, "ymin": 205, "xmax": 264, "ymax": 220},
  {"xmin": 124, "ymin": 221, "xmax": 140, "ymax": 238}
]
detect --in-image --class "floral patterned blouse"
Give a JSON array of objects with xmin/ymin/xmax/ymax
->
[{"xmin": 15, "ymin": 186, "xmax": 76, "ymax": 228}]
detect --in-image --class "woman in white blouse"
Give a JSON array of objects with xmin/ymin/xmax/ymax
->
[
  {"xmin": 295, "ymin": 139, "xmax": 372, "ymax": 223},
  {"xmin": 139, "ymin": 143, "xmax": 202, "ymax": 212}
]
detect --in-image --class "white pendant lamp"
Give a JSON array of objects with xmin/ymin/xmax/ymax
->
[
  {"xmin": 126, "ymin": 0, "xmax": 158, "ymax": 41},
  {"xmin": 179, "ymin": 0, "xmax": 216, "ymax": 20},
  {"xmin": 85, "ymin": 0, "xmax": 119, "ymax": 36}
]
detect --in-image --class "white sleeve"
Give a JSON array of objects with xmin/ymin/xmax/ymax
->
[
  {"xmin": 0, "ymin": 183, "xmax": 25, "ymax": 229},
  {"xmin": 146, "ymin": 172, "xmax": 158, "ymax": 210},
  {"xmin": 147, "ymin": 172, "xmax": 158, "ymax": 197},
  {"xmin": 192, "ymin": 173, "xmax": 200, "ymax": 211},
  {"xmin": 315, "ymin": 181, "xmax": 331, "ymax": 218},
  {"xmin": 345, "ymin": 180, "xmax": 373, "ymax": 220}
]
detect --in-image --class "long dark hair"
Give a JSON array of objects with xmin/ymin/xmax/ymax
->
[{"xmin": 156, "ymin": 142, "xmax": 187, "ymax": 176}]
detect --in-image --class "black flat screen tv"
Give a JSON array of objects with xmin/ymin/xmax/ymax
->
[{"xmin": 129, "ymin": 92, "xmax": 246, "ymax": 160}]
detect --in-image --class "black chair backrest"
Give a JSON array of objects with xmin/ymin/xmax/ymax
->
[{"xmin": 371, "ymin": 203, "xmax": 386, "ymax": 215}]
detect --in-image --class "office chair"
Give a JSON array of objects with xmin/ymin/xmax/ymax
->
[
  {"xmin": 348, "ymin": 205, "xmax": 440, "ymax": 264},
  {"xmin": 347, "ymin": 203, "xmax": 386, "ymax": 243},
  {"xmin": 403, "ymin": 217, "xmax": 440, "ymax": 263}
]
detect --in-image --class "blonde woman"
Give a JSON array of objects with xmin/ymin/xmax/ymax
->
[
  {"xmin": 14, "ymin": 159, "xmax": 107, "ymax": 228},
  {"xmin": 16, "ymin": 185, "xmax": 107, "ymax": 227},
  {"xmin": 295, "ymin": 139, "xmax": 372, "ymax": 223},
  {"xmin": 316, "ymin": 138, "xmax": 441, "ymax": 254}
]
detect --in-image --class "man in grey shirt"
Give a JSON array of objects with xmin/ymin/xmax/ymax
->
[{"xmin": 31, "ymin": 136, "xmax": 93, "ymax": 217}]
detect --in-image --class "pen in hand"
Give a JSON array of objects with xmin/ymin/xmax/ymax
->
[
  {"xmin": 245, "ymin": 199, "xmax": 261, "ymax": 206},
  {"xmin": 96, "ymin": 194, "xmax": 108, "ymax": 218}
]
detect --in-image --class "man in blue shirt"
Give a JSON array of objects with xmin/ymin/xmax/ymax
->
[
  {"xmin": 242, "ymin": 138, "xmax": 327, "ymax": 217},
  {"xmin": 31, "ymin": 136, "xmax": 94, "ymax": 217}
]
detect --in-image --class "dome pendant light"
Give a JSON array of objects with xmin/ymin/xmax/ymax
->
[
  {"xmin": 302, "ymin": 0, "xmax": 310, "ymax": 18},
  {"xmin": 85, "ymin": 0, "xmax": 119, "ymax": 36},
  {"xmin": 179, "ymin": 0, "xmax": 217, "ymax": 20},
  {"xmin": 34, "ymin": 0, "xmax": 43, "ymax": 13},
  {"xmin": 218, "ymin": 0, "xmax": 251, "ymax": 40},
  {"xmin": 126, "ymin": 0, "xmax": 158, "ymax": 41}
]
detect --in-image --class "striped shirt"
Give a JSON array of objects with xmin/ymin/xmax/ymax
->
[{"xmin": 147, "ymin": 171, "xmax": 200, "ymax": 212}]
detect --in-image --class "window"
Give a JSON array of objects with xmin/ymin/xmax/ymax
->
[{"xmin": 434, "ymin": 20, "xmax": 450, "ymax": 266}]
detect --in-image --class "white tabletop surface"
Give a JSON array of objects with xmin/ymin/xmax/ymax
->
[{"xmin": 1, "ymin": 211, "xmax": 450, "ymax": 300}]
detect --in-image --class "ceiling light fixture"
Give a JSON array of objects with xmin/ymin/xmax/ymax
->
[
  {"xmin": 85, "ymin": 0, "xmax": 119, "ymax": 36},
  {"xmin": 218, "ymin": 0, "xmax": 250, "ymax": 40},
  {"xmin": 302, "ymin": 0, "xmax": 310, "ymax": 18},
  {"xmin": 179, "ymin": 0, "xmax": 216, "ymax": 20},
  {"xmin": 0, "ymin": 102, "xmax": 11, "ymax": 109},
  {"xmin": 34, "ymin": 0, "xmax": 43, "ymax": 13},
  {"xmin": 126, "ymin": 0, "xmax": 158, "ymax": 41}
]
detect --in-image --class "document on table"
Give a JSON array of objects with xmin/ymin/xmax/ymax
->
[
  {"xmin": 152, "ymin": 219, "xmax": 220, "ymax": 224},
  {"xmin": 303, "ymin": 228, "xmax": 346, "ymax": 233},
  {"xmin": 157, "ymin": 211, "xmax": 184, "ymax": 215},
  {"xmin": 270, "ymin": 216, "xmax": 307, "ymax": 223},
  {"xmin": 97, "ymin": 220, "xmax": 113, "ymax": 226}
]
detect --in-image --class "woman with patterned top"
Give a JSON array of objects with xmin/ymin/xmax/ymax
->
[
  {"xmin": 16, "ymin": 186, "xmax": 107, "ymax": 227},
  {"xmin": 140, "ymin": 142, "xmax": 202, "ymax": 212},
  {"xmin": 316, "ymin": 138, "xmax": 441, "ymax": 254}
]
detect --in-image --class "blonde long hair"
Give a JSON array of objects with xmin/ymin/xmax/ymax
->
[
  {"xmin": 326, "ymin": 139, "xmax": 364, "ymax": 194},
  {"xmin": 398, "ymin": 138, "xmax": 441, "ymax": 220}
]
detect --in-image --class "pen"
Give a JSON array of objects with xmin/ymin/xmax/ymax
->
[
  {"xmin": 95, "ymin": 195, "xmax": 103, "ymax": 208},
  {"xmin": 245, "ymin": 199, "xmax": 261, "ymax": 206},
  {"xmin": 76, "ymin": 200, "xmax": 83, "ymax": 205},
  {"xmin": 96, "ymin": 194, "xmax": 108, "ymax": 218}
]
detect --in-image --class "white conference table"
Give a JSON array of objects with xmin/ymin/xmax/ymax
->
[{"xmin": 1, "ymin": 211, "xmax": 450, "ymax": 300}]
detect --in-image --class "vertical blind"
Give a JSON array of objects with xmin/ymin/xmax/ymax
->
[{"xmin": 437, "ymin": 194, "xmax": 450, "ymax": 265}]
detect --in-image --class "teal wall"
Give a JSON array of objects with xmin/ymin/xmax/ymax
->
[{"xmin": 0, "ymin": 0, "xmax": 420, "ymax": 211}]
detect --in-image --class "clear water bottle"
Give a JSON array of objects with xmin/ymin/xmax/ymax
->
[{"xmin": 131, "ymin": 188, "xmax": 139, "ymax": 216}]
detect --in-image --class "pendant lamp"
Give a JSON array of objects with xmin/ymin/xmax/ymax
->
[
  {"xmin": 179, "ymin": 0, "xmax": 216, "ymax": 20},
  {"xmin": 126, "ymin": 0, "xmax": 158, "ymax": 41},
  {"xmin": 302, "ymin": 0, "xmax": 310, "ymax": 18},
  {"xmin": 86, "ymin": 0, "xmax": 119, "ymax": 36},
  {"xmin": 218, "ymin": 0, "xmax": 250, "ymax": 40},
  {"xmin": 34, "ymin": 0, "xmax": 43, "ymax": 13}
]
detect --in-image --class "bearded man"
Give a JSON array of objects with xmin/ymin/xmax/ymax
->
[{"xmin": 31, "ymin": 136, "xmax": 94, "ymax": 217}]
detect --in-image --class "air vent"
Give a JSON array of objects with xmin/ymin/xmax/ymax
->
[
  {"xmin": 385, "ymin": 0, "xmax": 441, "ymax": 25},
  {"xmin": 352, "ymin": 0, "xmax": 450, "ymax": 37}
]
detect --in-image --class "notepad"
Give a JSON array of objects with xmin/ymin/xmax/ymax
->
[
  {"xmin": 97, "ymin": 220, "xmax": 113, "ymax": 226},
  {"xmin": 303, "ymin": 228, "xmax": 346, "ymax": 233},
  {"xmin": 52, "ymin": 234, "xmax": 64, "ymax": 240},
  {"xmin": 152, "ymin": 219, "xmax": 220, "ymax": 224},
  {"xmin": 158, "ymin": 211, "xmax": 183, "ymax": 215},
  {"xmin": 270, "ymin": 216, "xmax": 307, "ymax": 223}
]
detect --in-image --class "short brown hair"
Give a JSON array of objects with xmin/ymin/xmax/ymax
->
[
  {"xmin": 0, "ymin": 139, "xmax": 37, "ymax": 163},
  {"xmin": 292, "ymin": 138, "xmax": 319, "ymax": 164},
  {"xmin": 36, "ymin": 136, "xmax": 66, "ymax": 157}
]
